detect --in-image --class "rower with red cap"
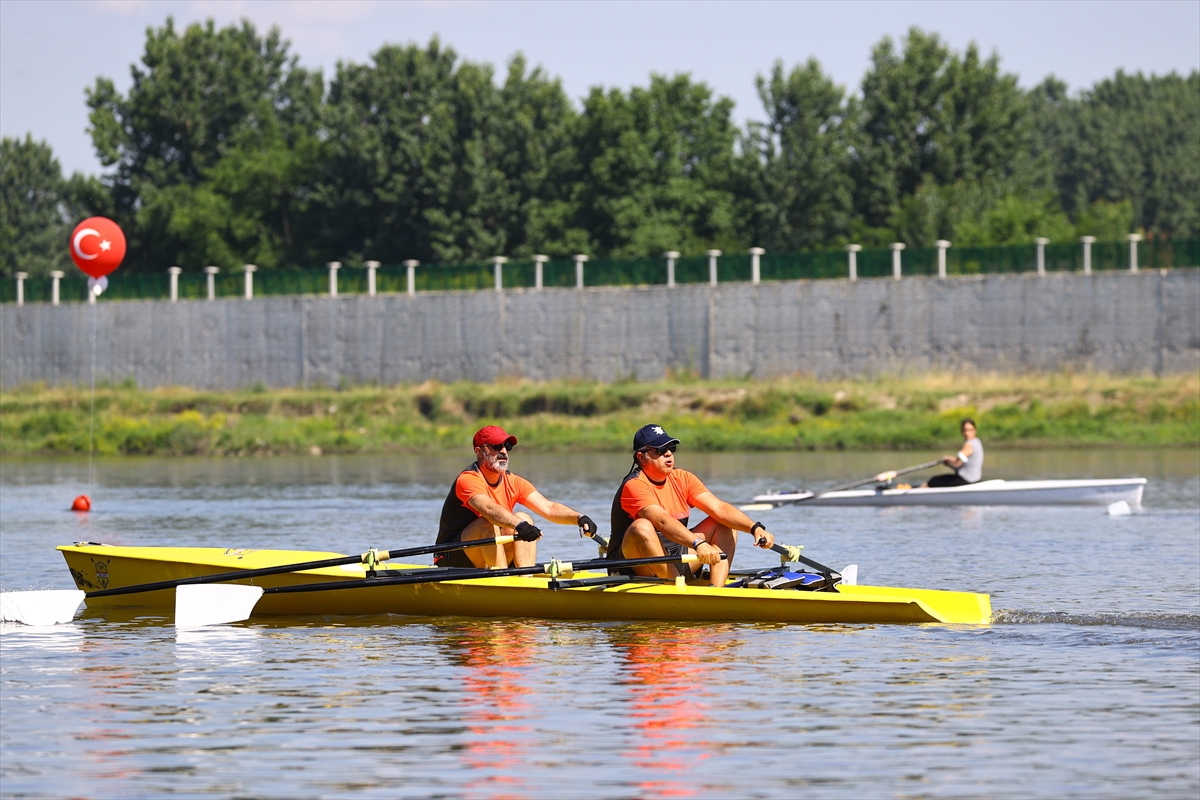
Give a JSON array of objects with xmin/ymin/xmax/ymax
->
[
  {"xmin": 435, "ymin": 426, "xmax": 598, "ymax": 569},
  {"xmin": 608, "ymin": 424, "xmax": 776, "ymax": 586}
]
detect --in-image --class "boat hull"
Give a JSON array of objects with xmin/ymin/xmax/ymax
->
[
  {"xmin": 754, "ymin": 478, "xmax": 1146, "ymax": 507},
  {"xmin": 58, "ymin": 545, "xmax": 991, "ymax": 626}
]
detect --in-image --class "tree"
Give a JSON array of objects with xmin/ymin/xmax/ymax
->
[
  {"xmin": 1045, "ymin": 70, "xmax": 1199, "ymax": 239},
  {"xmin": 319, "ymin": 40, "xmax": 583, "ymax": 263},
  {"xmin": 852, "ymin": 28, "xmax": 1029, "ymax": 231},
  {"xmin": 740, "ymin": 59, "xmax": 853, "ymax": 251},
  {"xmin": 86, "ymin": 17, "xmax": 324, "ymax": 271},
  {"xmin": 0, "ymin": 135, "xmax": 71, "ymax": 278},
  {"xmin": 573, "ymin": 74, "xmax": 741, "ymax": 257}
]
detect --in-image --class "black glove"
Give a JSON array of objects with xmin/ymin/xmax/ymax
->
[
  {"xmin": 514, "ymin": 521, "xmax": 542, "ymax": 542},
  {"xmin": 577, "ymin": 514, "xmax": 598, "ymax": 537}
]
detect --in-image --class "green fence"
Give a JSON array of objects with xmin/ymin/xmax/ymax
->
[{"xmin": 5, "ymin": 239, "xmax": 1197, "ymax": 305}]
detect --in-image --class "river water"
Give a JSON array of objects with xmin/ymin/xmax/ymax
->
[{"xmin": 1, "ymin": 449, "xmax": 1197, "ymax": 799}]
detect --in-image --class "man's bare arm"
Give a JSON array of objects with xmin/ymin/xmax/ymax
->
[
  {"xmin": 467, "ymin": 495, "xmax": 526, "ymax": 529},
  {"xmin": 521, "ymin": 490, "xmax": 583, "ymax": 526},
  {"xmin": 692, "ymin": 491, "xmax": 776, "ymax": 548},
  {"xmin": 637, "ymin": 504, "xmax": 696, "ymax": 546}
]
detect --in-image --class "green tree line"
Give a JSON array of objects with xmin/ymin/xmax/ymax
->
[{"xmin": 2, "ymin": 18, "xmax": 1197, "ymax": 278}]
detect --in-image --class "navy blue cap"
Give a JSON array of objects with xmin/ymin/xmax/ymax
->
[{"xmin": 632, "ymin": 424, "xmax": 679, "ymax": 452}]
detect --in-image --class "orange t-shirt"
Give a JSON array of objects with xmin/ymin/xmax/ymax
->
[
  {"xmin": 455, "ymin": 469, "xmax": 536, "ymax": 515},
  {"xmin": 620, "ymin": 469, "xmax": 708, "ymax": 522}
]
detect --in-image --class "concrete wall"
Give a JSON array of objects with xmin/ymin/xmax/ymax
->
[{"xmin": 3, "ymin": 270, "xmax": 1197, "ymax": 389}]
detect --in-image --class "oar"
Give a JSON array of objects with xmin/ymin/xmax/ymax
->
[
  {"xmin": 0, "ymin": 532, "xmax": 538, "ymax": 626},
  {"xmin": 768, "ymin": 542, "xmax": 840, "ymax": 577},
  {"xmin": 739, "ymin": 460, "xmax": 943, "ymax": 510},
  {"xmin": 176, "ymin": 551, "xmax": 725, "ymax": 628}
]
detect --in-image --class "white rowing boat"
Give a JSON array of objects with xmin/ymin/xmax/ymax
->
[{"xmin": 752, "ymin": 478, "xmax": 1146, "ymax": 507}]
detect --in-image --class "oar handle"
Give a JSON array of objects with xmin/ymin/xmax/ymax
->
[
  {"xmin": 386, "ymin": 534, "xmax": 518, "ymax": 561},
  {"xmin": 769, "ymin": 543, "xmax": 838, "ymax": 575}
]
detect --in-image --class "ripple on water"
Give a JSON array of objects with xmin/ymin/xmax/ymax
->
[{"xmin": 2, "ymin": 453, "xmax": 1198, "ymax": 799}]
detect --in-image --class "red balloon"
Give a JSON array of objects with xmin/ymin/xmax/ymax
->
[{"xmin": 69, "ymin": 217, "xmax": 126, "ymax": 279}]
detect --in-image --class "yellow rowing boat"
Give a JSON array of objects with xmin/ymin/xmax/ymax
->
[{"xmin": 58, "ymin": 543, "xmax": 992, "ymax": 625}]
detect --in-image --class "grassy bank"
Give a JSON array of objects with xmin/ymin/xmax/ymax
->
[{"xmin": 1, "ymin": 373, "xmax": 1196, "ymax": 457}]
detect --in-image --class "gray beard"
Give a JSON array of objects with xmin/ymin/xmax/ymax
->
[{"xmin": 481, "ymin": 452, "xmax": 509, "ymax": 473}]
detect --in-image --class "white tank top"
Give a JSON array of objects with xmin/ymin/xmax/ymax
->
[{"xmin": 956, "ymin": 438, "xmax": 984, "ymax": 483}]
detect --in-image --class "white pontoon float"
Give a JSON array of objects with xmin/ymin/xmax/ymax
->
[{"xmin": 752, "ymin": 478, "xmax": 1146, "ymax": 507}]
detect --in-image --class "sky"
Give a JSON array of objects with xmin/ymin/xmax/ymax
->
[{"xmin": 2, "ymin": 0, "xmax": 1198, "ymax": 178}]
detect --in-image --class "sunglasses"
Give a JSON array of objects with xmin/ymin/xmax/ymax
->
[
  {"xmin": 640, "ymin": 443, "xmax": 677, "ymax": 458},
  {"xmin": 484, "ymin": 442, "xmax": 515, "ymax": 452}
]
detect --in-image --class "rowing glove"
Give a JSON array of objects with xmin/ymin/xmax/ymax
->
[
  {"xmin": 577, "ymin": 515, "xmax": 598, "ymax": 537},
  {"xmin": 515, "ymin": 521, "xmax": 542, "ymax": 542}
]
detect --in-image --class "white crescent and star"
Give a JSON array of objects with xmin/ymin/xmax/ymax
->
[{"xmin": 72, "ymin": 228, "xmax": 112, "ymax": 260}]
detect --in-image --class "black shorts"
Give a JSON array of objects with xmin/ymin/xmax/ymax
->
[
  {"xmin": 433, "ymin": 534, "xmax": 475, "ymax": 568},
  {"xmin": 927, "ymin": 473, "xmax": 972, "ymax": 487}
]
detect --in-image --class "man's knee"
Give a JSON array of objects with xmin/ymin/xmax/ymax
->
[
  {"xmin": 514, "ymin": 511, "xmax": 533, "ymax": 526},
  {"xmin": 462, "ymin": 516, "xmax": 498, "ymax": 540},
  {"xmin": 622, "ymin": 519, "xmax": 661, "ymax": 555}
]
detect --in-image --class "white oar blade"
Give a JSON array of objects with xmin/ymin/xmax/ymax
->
[
  {"xmin": 738, "ymin": 503, "xmax": 777, "ymax": 512},
  {"xmin": 840, "ymin": 565, "xmax": 858, "ymax": 586},
  {"xmin": 175, "ymin": 585, "xmax": 263, "ymax": 629},
  {"xmin": 0, "ymin": 590, "xmax": 85, "ymax": 626},
  {"xmin": 1107, "ymin": 500, "xmax": 1132, "ymax": 517}
]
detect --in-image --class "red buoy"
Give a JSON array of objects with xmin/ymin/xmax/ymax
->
[{"xmin": 71, "ymin": 495, "xmax": 91, "ymax": 512}]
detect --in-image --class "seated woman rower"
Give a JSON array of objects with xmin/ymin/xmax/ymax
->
[
  {"xmin": 925, "ymin": 418, "xmax": 984, "ymax": 487},
  {"xmin": 607, "ymin": 424, "xmax": 776, "ymax": 586}
]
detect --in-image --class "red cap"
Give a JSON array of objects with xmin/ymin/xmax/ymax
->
[{"xmin": 473, "ymin": 425, "xmax": 517, "ymax": 448}]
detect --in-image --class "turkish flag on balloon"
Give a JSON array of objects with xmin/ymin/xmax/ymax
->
[{"xmin": 69, "ymin": 217, "xmax": 126, "ymax": 278}]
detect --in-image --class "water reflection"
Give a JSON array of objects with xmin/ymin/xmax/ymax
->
[
  {"xmin": 443, "ymin": 620, "xmax": 541, "ymax": 798},
  {"xmin": 606, "ymin": 625, "xmax": 735, "ymax": 798},
  {"xmin": 0, "ymin": 622, "xmax": 85, "ymax": 653},
  {"xmin": 174, "ymin": 624, "xmax": 264, "ymax": 650}
]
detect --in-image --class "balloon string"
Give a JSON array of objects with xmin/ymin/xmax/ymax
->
[{"xmin": 88, "ymin": 296, "xmax": 96, "ymax": 491}]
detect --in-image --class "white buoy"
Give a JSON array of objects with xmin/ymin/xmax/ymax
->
[{"xmin": 1107, "ymin": 500, "xmax": 1132, "ymax": 517}]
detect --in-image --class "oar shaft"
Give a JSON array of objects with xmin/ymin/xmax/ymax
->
[
  {"xmin": 262, "ymin": 552, "xmax": 720, "ymax": 596},
  {"xmin": 788, "ymin": 460, "xmax": 944, "ymax": 505},
  {"xmin": 84, "ymin": 535, "xmax": 519, "ymax": 599}
]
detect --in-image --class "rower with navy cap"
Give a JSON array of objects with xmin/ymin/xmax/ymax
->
[
  {"xmin": 607, "ymin": 424, "xmax": 776, "ymax": 586},
  {"xmin": 435, "ymin": 425, "xmax": 598, "ymax": 569}
]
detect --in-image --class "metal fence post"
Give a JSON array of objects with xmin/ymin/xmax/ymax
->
[
  {"xmin": 204, "ymin": 266, "xmax": 219, "ymax": 300},
  {"xmin": 664, "ymin": 251, "xmax": 680, "ymax": 288},
  {"xmin": 403, "ymin": 260, "xmax": 418, "ymax": 296},
  {"xmin": 1080, "ymin": 236, "xmax": 1095, "ymax": 275},
  {"xmin": 890, "ymin": 243, "xmax": 905, "ymax": 280},
  {"xmin": 327, "ymin": 261, "xmax": 341, "ymax": 296},
  {"xmin": 169, "ymin": 267, "xmax": 181, "ymax": 302},
  {"xmin": 1035, "ymin": 238, "xmax": 1049, "ymax": 276},
  {"xmin": 573, "ymin": 254, "xmax": 588, "ymax": 289},
  {"xmin": 243, "ymin": 264, "xmax": 256, "ymax": 299},
  {"xmin": 749, "ymin": 247, "xmax": 764, "ymax": 284},
  {"xmin": 1128, "ymin": 234, "xmax": 1142, "ymax": 273},
  {"xmin": 15, "ymin": 272, "xmax": 27, "ymax": 306},
  {"xmin": 50, "ymin": 271, "xmax": 64, "ymax": 305},
  {"xmin": 847, "ymin": 244, "xmax": 861, "ymax": 281},
  {"xmin": 492, "ymin": 256, "xmax": 508, "ymax": 291},
  {"xmin": 532, "ymin": 255, "xmax": 548, "ymax": 290},
  {"xmin": 936, "ymin": 240, "xmax": 950, "ymax": 278},
  {"xmin": 707, "ymin": 249, "xmax": 722, "ymax": 286}
]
